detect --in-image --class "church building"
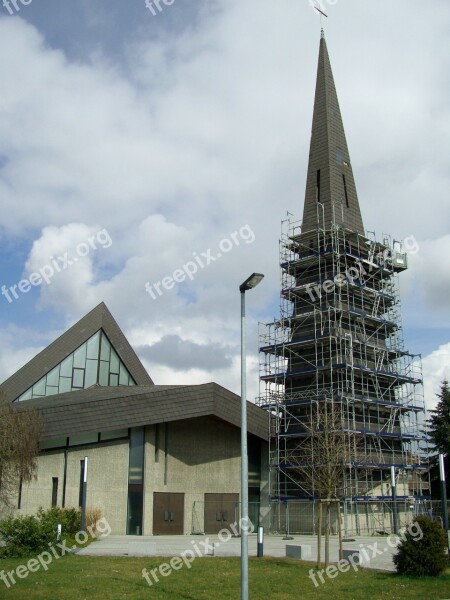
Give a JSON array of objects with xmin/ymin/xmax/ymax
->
[{"xmin": 0, "ymin": 303, "xmax": 269, "ymax": 535}]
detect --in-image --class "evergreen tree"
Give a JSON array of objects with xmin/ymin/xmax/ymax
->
[
  {"xmin": 426, "ymin": 380, "xmax": 450, "ymax": 497},
  {"xmin": 427, "ymin": 380, "xmax": 450, "ymax": 456}
]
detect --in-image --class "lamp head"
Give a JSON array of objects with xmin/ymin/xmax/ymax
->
[{"xmin": 239, "ymin": 273, "xmax": 264, "ymax": 293}]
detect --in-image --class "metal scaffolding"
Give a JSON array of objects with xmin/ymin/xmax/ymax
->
[{"xmin": 258, "ymin": 202, "xmax": 429, "ymax": 503}]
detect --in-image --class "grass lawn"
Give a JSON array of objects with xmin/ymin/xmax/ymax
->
[{"xmin": 0, "ymin": 555, "xmax": 449, "ymax": 599}]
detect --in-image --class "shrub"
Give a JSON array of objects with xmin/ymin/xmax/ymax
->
[
  {"xmin": 0, "ymin": 515, "xmax": 49, "ymax": 557},
  {"xmin": 393, "ymin": 515, "xmax": 448, "ymax": 576},
  {"xmin": 37, "ymin": 506, "xmax": 81, "ymax": 537},
  {"xmin": 0, "ymin": 507, "xmax": 81, "ymax": 558},
  {"xmin": 86, "ymin": 507, "xmax": 103, "ymax": 533}
]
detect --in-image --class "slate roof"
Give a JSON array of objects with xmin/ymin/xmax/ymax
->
[
  {"xmin": 0, "ymin": 304, "xmax": 269, "ymax": 442},
  {"xmin": 302, "ymin": 33, "xmax": 365, "ymax": 235},
  {"xmin": 0, "ymin": 302, "xmax": 153, "ymax": 404},
  {"xmin": 18, "ymin": 382, "xmax": 269, "ymax": 442}
]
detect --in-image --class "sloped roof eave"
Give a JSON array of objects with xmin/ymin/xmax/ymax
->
[{"xmin": 20, "ymin": 382, "xmax": 269, "ymax": 442}]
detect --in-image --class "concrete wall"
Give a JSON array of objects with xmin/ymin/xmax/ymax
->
[
  {"xmin": 7, "ymin": 416, "xmax": 267, "ymax": 536},
  {"xmin": 13, "ymin": 440, "xmax": 129, "ymax": 535},
  {"xmin": 64, "ymin": 441, "xmax": 129, "ymax": 534},
  {"xmin": 19, "ymin": 451, "xmax": 65, "ymax": 513},
  {"xmin": 144, "ymin": 417, "xmax": 242, "ymax": 535}
]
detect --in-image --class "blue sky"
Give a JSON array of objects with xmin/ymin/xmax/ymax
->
[{"xmin": 0, "ymin": 0, "xmax": 449, "ymax": 408}]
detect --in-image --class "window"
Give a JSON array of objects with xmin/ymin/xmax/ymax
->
[
  {"xmin": 127, "ymin": 427, "xmax": 145, "ymax": 535},
  {"xmin": 342, "ymin": 174, "xmax": 349, "ymax": 208},
  {"xmin": 17, "ymin": 330, "xmax": 136, "ymax": 401},
  {"xmin": 52, "ymin": 478, "xmax": 58, "ymax": 507},
  {"xmin": 72, "ymin": 368, "xmax": 85, "ymax": 388},
  {"xmin": 316, "ymin": 170, "xmax": 321, "ymax": 202},
  {"xmin": 18, "ymin": 479, "xmax": 23, "ymax": 510},
  {"xmin": 155, "ymin": 424, "xmax": 160, "ymax": 463}
]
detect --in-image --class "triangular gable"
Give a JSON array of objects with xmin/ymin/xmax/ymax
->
[{"xmin": 0, "ymin": 302, "xmax": 153, "ymax": 404}]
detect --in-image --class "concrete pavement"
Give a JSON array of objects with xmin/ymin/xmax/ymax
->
[{"xmin": 77, "ymin": 533, "xmax": 399, "ymax": 571}]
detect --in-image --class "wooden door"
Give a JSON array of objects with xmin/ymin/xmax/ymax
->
[
  {"xmin": 153, "ymin": 492, "xmax": 184, "ymax": 535},
  {"xmin": 204, "ymin": 493, "xmax": 239, "ymax": 534}
]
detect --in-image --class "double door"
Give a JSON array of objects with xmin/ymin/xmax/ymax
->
[
  {"xmin": 204, "ymin": 493, "xmax": 239, "ymax": 534},
  {"xmin": 153, "ymin": 492, "xmax": 184, "ymax": 534}
]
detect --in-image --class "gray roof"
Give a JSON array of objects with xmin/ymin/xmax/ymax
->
[
  {"xmin": 0, "ymin": 302, "xmax": 153, "ymax": 404},
  {"xmin": 302, "ymin": 34, "xmax": 365, "ymax": 235},
  {"xmin": 0, "ymin": 304, "xmax": 268, "ymax": 441},
  {"xmin": 20, "ymin": 382, "xmax": 269, "ymax": 442}
]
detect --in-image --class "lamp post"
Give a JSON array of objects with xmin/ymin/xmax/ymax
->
[
  {"xmin": 438, "ymin": 454, "xmax": 449, "ymax": 547},
  {"xmin": 240, "ymin": 272, "xmax": 264, "ymax": 600},
  {"xmin": 391, "ymin": 465, "xmax": 398, "ymax": 535},
  {"xmin": 80, "ymin": 456, "xmax": 88, "ymax": 532}
]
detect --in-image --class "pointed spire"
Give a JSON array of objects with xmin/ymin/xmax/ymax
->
[{"xmin": 302, "ymin": 35, "xmax": 364, "ymax": 235}]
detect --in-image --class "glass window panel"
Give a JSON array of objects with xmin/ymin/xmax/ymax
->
[
  {"xmin": 73, "ymin": 343, "xmax": 87, "ymax": 368},
  {"xmin": 128, "ymin": 427, "xmax": 145, "ymax": 484},
  {"xmin": 32, "ymin": 379, "xmax": 46, "ymax": 396},
  {"xmin": 100, "ymin": 332, "xmax": 111, "ymax": 361},
  {"xmin": 119, "ymin": 363, "xmax": 129, "ymax": 385},
  {"xmin": 15, "ymin": 328, "xmax": 136, "ymax": 401},
  {"xmin": 85, "ymin": 359, "xmax": 98, "ymax": 388},
  {"xmin": 98, "ymin": 361, "xmax": 109, "ymax": 386},
  {"xmin": 110, "ymin": 348, "xmax": 120, "ymax": 374},
  {"xmin": 101, "ymin": 429, "xmax": 128, "ymax": 441},
  {"xmin": 46, "ymin": 365, "xmax": 60, "ymax": 387},
  {"xmin": 86, "ymin": 332, "xmax": 100, "ymax": 360},
  {"xmin": 60, "ymin": 354, "xmax": 73, "ymax": 377},
  {"xmin": 59, "ymin": 377, "xmax": 72, "ymax": 393},
  {"xmin": 72, "ymin": 368, "xmax": 85, "ymax": 388},
  {"xmin": 69, "ymin": 432, "xmax": 98, "ymax": 446},
  {"xmin": 18, "ymin": 389, "xmax": 32, "ymax": 401},
  {"xmin": 45, "ymin": 386, "xmax": 59, "ymax": 396}
]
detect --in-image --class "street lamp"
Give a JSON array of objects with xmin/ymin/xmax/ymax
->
[
  {"xmin": 439, "ymin": 454, "xmax": 449, "ymax": 547},
  {"xmin": 240, "ymin": 272, "xmax": 264, "ymax": 600}
]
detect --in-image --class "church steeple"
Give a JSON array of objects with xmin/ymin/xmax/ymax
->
[{"xmin": 302, "ymin": 34, "xmax": 364, "ymax": 234}]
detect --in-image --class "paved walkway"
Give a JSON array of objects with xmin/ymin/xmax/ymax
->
[{"xmin": 77, "ymin": 533, "xmax": 399, "ymax": 571}]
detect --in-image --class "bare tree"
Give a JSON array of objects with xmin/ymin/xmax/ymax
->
[
  {"xmin": 287, "ymin": 401, "xmax": 363, "ymax": 567},
  {"xmin": 0, "ymin": 398, "xmax": 44, "ymax": 509}
]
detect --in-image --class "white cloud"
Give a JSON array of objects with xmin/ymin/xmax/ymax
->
[
  {"xmin": 0, "ymin": 0, "xmax": 449, "ymax": 402},
  {"xmin": 422, "ymin": 343, "xmax": 450, "ymax": 412},
  {"xmin": 24, "ymin": 223, "xmax": 112, "ymax": 312},
  {"xmin": 406, "ymin": 235, "xmax": 450, "ymax": 312}
]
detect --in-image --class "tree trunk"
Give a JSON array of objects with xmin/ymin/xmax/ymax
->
[
  {"xmin": 317, "ymin": 500, "xmax": 322, "ymax": 569},
  {"xmin": 337, "ymin": 500, "xmax": 343, "ymax": 561},
  {"xmin": 325, "ymin": 501, "xmax": 330, "ymax": 567}
]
